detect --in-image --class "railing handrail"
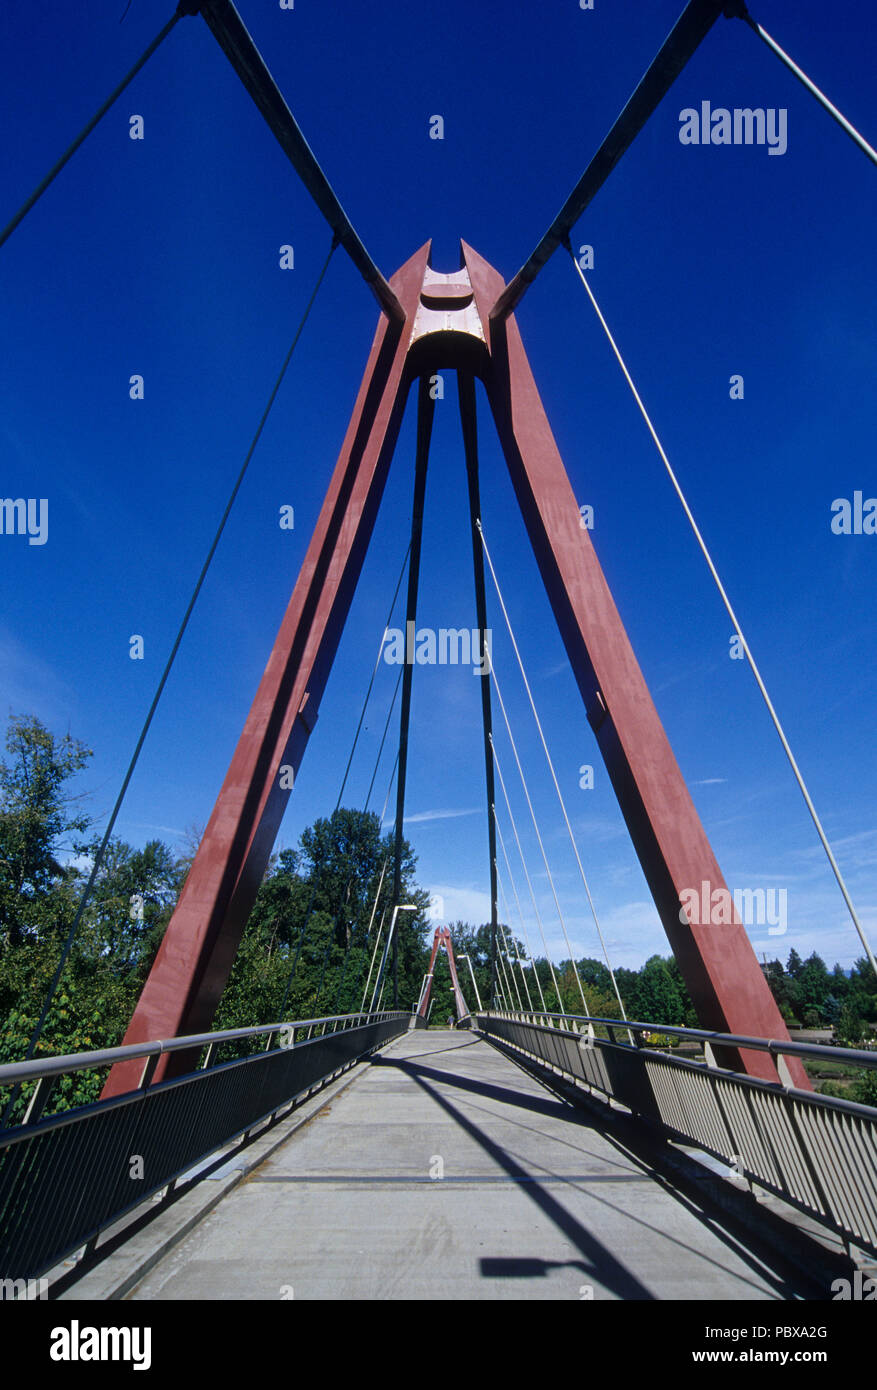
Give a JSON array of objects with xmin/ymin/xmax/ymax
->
[
  {"xmin": 0, "ymin": 1010, "xmax": 411, "ymax": 1088},
  {"xmin": 477, "ymin": 1010, "xmax": 877, "ymax": 1257},
  {"xmin": 478, "ymin": 1009, "xmax": 877, "ymax": 1070}
]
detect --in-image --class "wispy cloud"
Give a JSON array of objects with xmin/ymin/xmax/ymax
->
[
  {"xmin": 383, "ymin": 807, "xmax": 482, "ymax": 827},
  {"xmin": 691, "ymin": 777, "xmax": 728, "ymax": 786},
  {"xmin": 123, "ymin": 822, "xmax": 187, "ymax": 840},
  {"xmin": 426, "ymin": 883, "xmax": 492, "ymax": 925},
  {"xmin": 0, "ymin": 625, "xmax": 75, "ymax": 721}
]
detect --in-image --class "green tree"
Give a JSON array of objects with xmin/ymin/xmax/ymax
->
[
  {"xmin": 797, "ymin": 952, "xmax": 830, "ymax": 1020},
  {"xmin": 786, "ymin": 948, "xmax": 804, "ymax": 979},
  {"xmin": 763, "ymin": 957, "xmax": 801, "ymax": 1024},
  {"xmin": 852, "ymin": 1068, "xmax": 877, "ymax": 1109},
  {"xmin": 214, "ymin": 809, "xmax": 430, "ymax": 1031},
  {"xmin": 836, "ymin": 1002, "xmax": 865, "ymax": 1047},
  {"xmin": 0, "ymin": 713, "xmax": 92, "ymax": 949},
  {"xmin": 823, "ymin": 993, "xmax": 843, "ymax": 1026},
  {"xmin": 848, "ymin": 957, "xmax": 877, "ymax": 1023},
  {"xmin": 634, "ymin": 955, "xmax": 686, "ymax": 1026}
]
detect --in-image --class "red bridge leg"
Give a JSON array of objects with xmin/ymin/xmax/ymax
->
[
  {"xmin": 462, "ymin": 241, "xmax": 806, "ymax": 1088},
  {"xmin": 103, "ymin": 245, "xmax": 431, "ymax": 1096}
]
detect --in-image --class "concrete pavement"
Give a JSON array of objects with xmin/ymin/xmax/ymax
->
[{"xmin": 126, "ymin": 1031, "xmax": 816, "ymax": 1301}]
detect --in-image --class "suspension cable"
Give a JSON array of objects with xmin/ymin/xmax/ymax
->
[
  {"xmin": 336, "ymin": 544, "xmax": 410, "ymax": 808},
  {"xmin": 477, "ymin": 521, "xmax": 628, "ymax": 1020},
  {"xmin": 360, "ymin": 907, "xmax": 387, "ymax": 1013},
  {"xmin": 364, "ymin": 670, "xmax": 404, "ymax": 812},
  {"xmin": 495, "ymin": 895, "xmax": 530, "ymax": 1010},
  {"xmin": 5, "ymin": 237, "xmax": 338, "ymax": 1117},
  {"xmin": 279, "ymin": 553, "xmax": 407, "ymax": 1018},
  {"xmin": 495, "ymin": 868, "xmax": 534, "ymax": 1009},
  {"xmin": 337, "ymin": 734, "xmax": 402, "ymax": 1014},
  {"xmin": 495, "ymin": 819, "xmax": 545, "ymax": 1009},
  {"xmin": 356, "ymin": 756, "xmax": 401, "ymax": 1011},
  {"xmin": 490, "ymin": 735, "xmax": 565, "ymax": 1011},
  {"xmin": 566, "ymin": 244, "xmax": 877, "ymax": 979},
  {"xmin": 495, "ymin": 919, "xmax": 522, "ymax": 1010},
  {"xmin": 347, "ymin": 758, "xmax": 399, "ymax": 1012},
  {"xmin": 489, "ymin": 662, "xmax": 590, "ymax": 1012},
  {"xmin": 0, "ymin": 7, "xmax": 193, "ymax": 250},
  {"xmin": 734, "ymin": 6, "xmax": 877, "ymax": 167}
]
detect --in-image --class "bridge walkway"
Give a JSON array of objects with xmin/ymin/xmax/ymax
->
[{"xmin": 126, "ymin": 1031, "xmax": 818, "ymax": 1301}]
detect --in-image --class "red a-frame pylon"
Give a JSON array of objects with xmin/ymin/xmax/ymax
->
[
  {"xmin": 417, "ymin": 927, "xmax": 470, "ymax": 1025},
  {"xmin": 104, "ymin": 241, "xmax": 805, "ymax": 1095}
]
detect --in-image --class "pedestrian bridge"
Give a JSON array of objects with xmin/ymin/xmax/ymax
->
[{"xmin": 1, "ymin": 1011, "xmax": 874, "ymax": 1301}]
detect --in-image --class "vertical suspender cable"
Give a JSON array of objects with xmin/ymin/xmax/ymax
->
[
  {"xmin": 389, "ymin": 378, "xmax": 435, "ymax": 1007},
  {"xmin": 459, "ymin": 373, "xmax": 500, "ymax": 1006}
]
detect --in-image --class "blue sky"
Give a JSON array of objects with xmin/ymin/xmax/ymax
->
[{"xmin": 1, "ymin": 0, "xmax": 876, "ymax": 979}]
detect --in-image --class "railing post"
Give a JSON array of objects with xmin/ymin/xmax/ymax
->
[
  {"xmin": 138, "ymin": 1053, "xmax": 160, "ymax": 1089},
  {"xmin": 22, "ymin": 1074, "xmax": 56, "ymax": 1125}
]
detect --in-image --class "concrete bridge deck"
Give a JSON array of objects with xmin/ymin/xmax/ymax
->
[{"xmin": 124, "ymin": 1031, "xmax": 820, "ymax": 1301}]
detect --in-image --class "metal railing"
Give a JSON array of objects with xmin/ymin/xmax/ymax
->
[
  {"xmin": 476, "ymin": 1010, "xmax": 877, "ymax": 1257},
  {"xmin": 0, "ymin": 1010, "xmax": 410, "ymax": 1281}
]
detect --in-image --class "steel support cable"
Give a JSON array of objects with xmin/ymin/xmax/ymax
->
[
  {"xmin": 196, "ymin": 0, "xmax": 403, "ymax": 323},
  {"xmin": 356, "ymin": 761, "xmax": 400, "ymax": 1014},
  {"xmin": 364, "ymin": 671, "xmax": 404, "ymax": 813},
  {"xmin": 336, "ymin": 544, "xmax": 411, "ymax": 809},
  {"xmin": 496, "ymin": 914, "xmax": 523, "ymax": 1010},
  {"xmin": 458, "ymin": 373, "xmax": 500, "ymax": 1006},
  {"xmin": 360, "ymin": 907, "xmax": 387, "ymax": 1015},
  {"xmin": 4, "ymin": 238, "xmax": 338, "ymax": 1121},
  {"xmin": 491, "ymin": 0, "xmax": 728, "ymax": 321},
  {"xmin": 490, "ymin": 735, "xmax": 565, "ymax": 1011},
  {"xmin": 494, "ymin": 822, "xmax": 542, "ymax": 1011},
  {"xmin": 497, "ymin": 811, "xmax": 544, "ymax": 1011},
  {"xmin": 566, "ymin": 247, "xmax": 877, "ymax": 979},
  {"xmin": 489, "ymin": 661, "xmax": 591, "ymax": 1013},
  {"xmin": 388, "ymin": 379, "xmax": 435, "ymax": 1008},
  {"xmin": 494, "ymin": 920, "xmax": 521, "ymax": 1010},
  {"xmin": 279, "ymin": 551, "xmax": 407, "ymax": 1019},
  {"xmin": 733, "ymin": 5, "xmax": 877, "ymax": 168},
  {"xmin": 495, "ymin": 865, "xmax": 534, "ymax": 1009},
  {"xmin": 313, "ymin": 552, "xmax": 409, "ymax": 1014},
  {"xmin": 493, "ymin": 968, "xmax": 509, "ymax": 1013},
  {"xmin": 0, "ymin": 6, "xmax": 196, "ymax": 251},
  {"xmin": 348, "ymin": 747, "xmax": 401, "ymax": 1012},
  {"xmin": 337, "ymin": 757, "xmax": 400, "ymax": 1013},
  {"xmin": 497, "ymin": 955, "xmax": 516, "ymax": 1013},
  {"xmin": 490, "ymin": 933, "xmax": 512, "ymax": 1010},
  {"xmin": 477, "ymin": 522, "xmax": 629, "ymax": 1022},
  {"xmin": 501, "ymin": 892, "xmax": 536, "ymax": 1012}
]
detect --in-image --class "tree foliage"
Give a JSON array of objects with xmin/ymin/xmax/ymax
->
[{"xmin": 1, "ymin": 713, "xmax": 874, "ymax": 1125}]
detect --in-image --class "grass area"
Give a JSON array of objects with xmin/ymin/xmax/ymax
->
[{"xmin": 804, "ymin": 1058, "xmax": 863, "ymax": 1080}]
